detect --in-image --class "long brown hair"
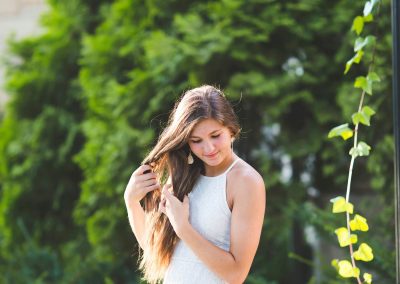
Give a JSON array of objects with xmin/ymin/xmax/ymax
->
[{"xmin": 139, "ymin": 85, "xmax": 241, "ymax": 283}]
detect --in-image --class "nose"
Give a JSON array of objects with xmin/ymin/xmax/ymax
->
[{"xmin": 203, "ymin": 140, "xmax": 216, "ymax": 154}]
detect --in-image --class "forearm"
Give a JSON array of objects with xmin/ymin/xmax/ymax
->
[
  {"xmin": 125, "ymin": 200, "xmax": 146, "ymax": 249},
  {"xmin": 179, "ymin": 225, "xmax": 245, "ymax": 284}
]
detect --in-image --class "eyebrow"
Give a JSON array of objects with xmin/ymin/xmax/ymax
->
[{"xmin": 190, "ymin": 129, "xmax": 221, "ymax": 139}]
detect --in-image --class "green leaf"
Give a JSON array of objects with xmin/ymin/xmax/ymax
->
[
  {"xmin": 357, "ymin": 141, "xmax": 371, "ymax": 156},
  {"xmin": 354, "ymin": 38, "xmax": 364, "ymax": 52},
  {"xmin": 354, "ymin": 76, "xmax": 372, "ymax": 94},
  {"xmin": 354, "ymin": 76, "xmax": 367, "ymax": 89},
  {"xmin": 349, "ymin": 148, "xmax": 358, "ymax": 157},
  {"xmin": 328, "ymin": 124, "xmax": 353, "ymax": 140},
  {"xmin": 352, "ymin": 112, "xmax": 370, "ymax": 126},
  {"xmin": 362, "ymin": 105, "xmax": 376, "ymax": 116},
  {"xmin": 349, "ymin": 141, "xmax": 371, "ymax": 157},
  {"xmin": 355, "ymin": 73, "xmax": 380, "ymax": 95},
  {"xmin": 352, "ymin": 106, "xmax": 376, "ymax": 126},
  {"xmin": 352, "ymin": 16, "xmax": 364, "ymax": 35},
  {"xmin": 367, "ymin": 71, "xmax": 381, "ymax": 82},
  {"xmin": 354, "ymin": 36, "xmax": 375, "ymax": 52},
  {"xmin": 344, "ymin": 50, "xmax": 364, "ymax": 74}
]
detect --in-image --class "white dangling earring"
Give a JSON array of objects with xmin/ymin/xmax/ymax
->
[{"xmin": 188, "ymin": 151, "xmax": 194, "ymax": 164}]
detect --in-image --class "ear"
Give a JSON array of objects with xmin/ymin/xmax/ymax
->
[{"xmin": 229, "ymin": 131, "xmax": 235, "ymax": 141}]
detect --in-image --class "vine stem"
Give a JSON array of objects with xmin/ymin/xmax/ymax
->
[{"xmin": 345, "ymin": 110, "xmax": 363, "ymax": 284}]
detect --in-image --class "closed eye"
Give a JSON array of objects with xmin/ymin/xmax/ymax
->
[{"xmin": 190, "ymin": 133, "xmax": 221, "ymax": 143}]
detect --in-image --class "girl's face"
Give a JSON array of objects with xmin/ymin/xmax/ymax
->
[{"xmin": 188, "ymin": 118, "xmax": 233, "ymax": 167}]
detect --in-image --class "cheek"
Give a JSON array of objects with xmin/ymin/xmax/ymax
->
[
  {"xmin": 219, "ymin": 133, "xmax": 232, "ymax": 148},
  {"xmin": 189, "ymin": 143, "xmax": 201, "ymax": 154},
  {"xmin": 214, "ymin": 137, "xmax": 227, "ymax": 148},
  {"xmin": 210, "ymin": 136, "xmax": 231, "ymax": 152}
]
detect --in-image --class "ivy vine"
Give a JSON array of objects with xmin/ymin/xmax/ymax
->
[{"xmin": 328, "ymin": 0, "xmax": 381, "ymax": 283}]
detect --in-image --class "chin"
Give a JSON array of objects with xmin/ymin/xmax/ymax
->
[
  {"xmin": 202, "ymin": 155, "xmax": 223, "ymax": 166},
  {"xmin": 203, "ymin": 160, "xmax": 219, "ymax": 167}
]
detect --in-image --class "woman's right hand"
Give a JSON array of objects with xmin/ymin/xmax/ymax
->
[{"xmin": 124, "ymin": 164, "xmax": 160, "ymax": 207}]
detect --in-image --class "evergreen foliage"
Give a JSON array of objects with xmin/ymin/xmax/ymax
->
[{"xmin": 0, "ymin": 0, "xmax": 394, "ymax": 283}]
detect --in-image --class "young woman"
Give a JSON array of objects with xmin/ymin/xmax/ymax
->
[{"xmin": 124, "ymin": 85, "xmax": 266, "ymax": 284}]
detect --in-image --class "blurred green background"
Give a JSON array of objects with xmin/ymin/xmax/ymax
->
[{"xmin": 0, "ymin": 0, "xmax": 395, "ymax": 283}]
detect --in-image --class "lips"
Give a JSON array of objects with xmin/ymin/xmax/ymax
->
[{"xmin": 205, "ymin": 151, "xmax": 218, "ymax": 158}]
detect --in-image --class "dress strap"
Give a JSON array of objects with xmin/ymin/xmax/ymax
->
[{"xmin": 222, "ymin": 158, "xmax": 240, "ymax": 175}]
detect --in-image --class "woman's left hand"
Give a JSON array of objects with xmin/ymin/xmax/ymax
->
[{"xmin": 159, "ymin": 184, "xmax": 190, "ymax": 238}]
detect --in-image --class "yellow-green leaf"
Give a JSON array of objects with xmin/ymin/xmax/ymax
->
[
  {"xmin": 352, "ymin": 16, "xmax": 364, "ymax": 35},
  {"xmin": 353, "ymin": 243, "xmax": 374, "ymax": 261},
  {"xmin": 328, "ymin": 124, "xmax": 353, "ymax": 140},
  {"xmin": 363, "ymin": 272, "xmax": 372, "ymax": 283},
  {"xmin": 338, "ymin": 260, "xmax": 360, "ymax": 278},
  {"xmin": 344, "ymin": 50, "xmax": 364, "ymax": 74},
  {"xmin": 330, "ymin": 196, "xmax": 354, "ymax": 213},
  {"xmin": 353, "ymin": 50, "xmax": 364, "ymax": 64},
  {"xmin": 364, "ymin": 14, "xmax": 374, "ymax": 22},
  {"xmin": 331, "ymin": 259, "xmax": 339, "ymax": 271},
  {"xmin": 335, "ymin": 227, "xmax": 358, "ymax": 247},
  {"xmin": 350, "ymin": 214, "xmax": 369, "ymax": 231}
]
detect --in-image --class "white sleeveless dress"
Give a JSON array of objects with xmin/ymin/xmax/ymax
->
[{"xmin": 163, "ymin": 158, "xmax": 241, "ymax": 284}]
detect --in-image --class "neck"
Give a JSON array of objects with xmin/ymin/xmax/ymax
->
[{"xmin": 204, "ymin": 153, "xmax": 237, "ymax": 177}]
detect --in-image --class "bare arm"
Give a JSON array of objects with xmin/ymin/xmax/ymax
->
[
  {"xmin": 125, "ymin": 200, "xmax": 146, "ymax": 249},
  {"xmin": 162, "ymin": 172, "xmax": 266, "ymax": 283},
  {"xmin": 124, "ymin": 164, "xmax": 160, "ymax": 249}
]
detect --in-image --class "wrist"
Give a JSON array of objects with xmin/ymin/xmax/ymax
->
[
  {"xmin": 125, "ymin": 198, "xmax": 142, "ymax": 210},
  {"xmin": 177, "ymin": 220, "xmax": 192, "ymax": 240}
]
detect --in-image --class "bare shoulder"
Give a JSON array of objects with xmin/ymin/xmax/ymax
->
[{"xmin": 227, "ymin": 159, "xmax": 266, "ymax": 199}]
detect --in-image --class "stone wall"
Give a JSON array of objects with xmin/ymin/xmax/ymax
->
[{"xmin": 0, "ymin": 0, "xmax": 46, "ymax": 111}]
